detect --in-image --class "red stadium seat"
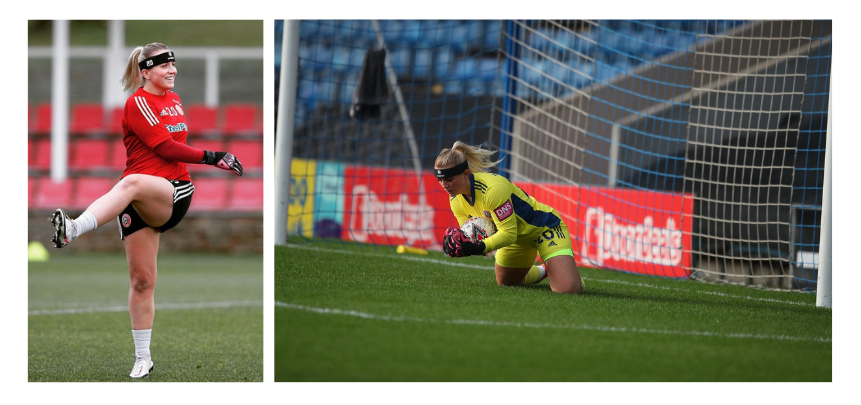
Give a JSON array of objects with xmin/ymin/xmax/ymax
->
[
  {"xmin": 188, "ymin": 178, "xmax": 229, "ymax": 211},
  {"xmin": 186, "ymin": 139, "xmax": 227, "ymax": 174},
  {"xmin": 28, "ymin": 138, "xmax": 35, "ymax": 165},
  {"xmin": 108, "ymin": 107, "xmax": 124, "ymax": 135},
  {"xmin": 70, "ymin": 139, "xmax": 111, "ymax": 170},
  {"xmin": 110, "ymin": 140, "xmax": 128, "ymax": 170},
  {"xmin": 34, "ymin": 104, "xmax": 52, "ymax": 135},
  {"xmin": 222, "ymin": 104, "xmax": 260, "ymax": 136},
  {"xmin": 228, "ymin": 139, "xmax": 263, "ymax": 170},
  {"xmin": 31, "ymin": 139, "xmax": 52, "ymax": 171},
  {"xmin": 229, "ymin": 178, "xmax": 263, "ymax": 211},
  {"xmin": 28, "ymin": 177, "xmax": 36, "ymax": 206},
  {"xmin": 70, "ymin": 103, "xmax": 106, "ymax": 135},
  {"xmin": 184, "ymin": 105, "xmax": 219, "ymax": 137},
  {"xmin": 33, "ymin": 177, "xmax": 73, "ymax": 210},
  {"xmin": 72, "ymin": 177, "xmax": 113, "ymax": 210},
  {"xmin": 28, "ymin": 105, "xmax": 34, "ymax": 134}
]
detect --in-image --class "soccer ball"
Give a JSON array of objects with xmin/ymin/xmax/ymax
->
[{"xmin": 460, "ymin": 216, "xmax": 497, "ymax": 243}]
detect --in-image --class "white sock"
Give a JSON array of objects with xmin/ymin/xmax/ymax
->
[
  {"xmin": 70, "ymin": 211, "xmax": 98, "ymax": 240},
  {"xmin": 132, "ymin": 329, "xmax": 152, "ymax": 359}
]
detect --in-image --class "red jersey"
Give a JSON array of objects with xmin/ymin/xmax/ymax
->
[{"xmin": 121, "ymin": 88, "xmax": 192, "ymax": 181}]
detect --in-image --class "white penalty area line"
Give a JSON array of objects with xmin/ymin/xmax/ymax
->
[
  {"xmin": 28, "ymin": 301, "xmax": 263, "ymax": 316},
  {"xmin": 283, "ymin": 244, "xmax": 814, "ymax": 307},
  {"xmin": 276, "ymin": 301, "xmax": 831, "ymax": 344}
]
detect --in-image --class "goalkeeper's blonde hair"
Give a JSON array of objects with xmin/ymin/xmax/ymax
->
[
  {"xmin": 121, "ymin": 43, "xmax": 172, "ymax": 93},
  {"xmin": 435, "ymin": 141, "xmax": 501, "ymax": 174}
]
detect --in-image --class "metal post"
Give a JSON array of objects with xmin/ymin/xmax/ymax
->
[
  {"xmin": 205, "ymin": 51, "xmax": 220, "ymax": 107},
  {"xmin": 104, "ymin": 20, "xmax": 126, "ymax": 109},
  {"xmin": 815, "ymin": 81, "xmax": 832, "ymax": 308},
  {"xmin": 275, "ymin": 20, "xmax": 301, "ymax": 246},
  {"xmin": 499, "ymin": 20, "xmax": 521, "ymax": 179},
  {"xmin": 608, "ymin": 124, "xmax": 621, "ymax": 187},
  {"xmin": 51, "ymin": 20, "xmax": 70, "ymax": 183}
]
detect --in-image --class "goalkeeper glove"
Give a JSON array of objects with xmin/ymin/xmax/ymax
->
[
  {"xmin": 443, "ymin": 227, "xmax": 486, "ymax": 258},
  {"xmin": 201, "ymin": 151, "xmax": 243, "ymax": 176}
]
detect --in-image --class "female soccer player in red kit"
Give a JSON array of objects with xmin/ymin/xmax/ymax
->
[{"xmin": 49, "ymin": 43, "xmax": 243, "ymax": 378}]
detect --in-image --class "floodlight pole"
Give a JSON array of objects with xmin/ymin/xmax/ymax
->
[{"xmin": 275, "ymin": 20, "xmax": 301, "ymax": 246}]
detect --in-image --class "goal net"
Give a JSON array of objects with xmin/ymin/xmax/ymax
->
[{"xmin": 495, "ymin": 20, "xmax": 831, "ymax": 289}]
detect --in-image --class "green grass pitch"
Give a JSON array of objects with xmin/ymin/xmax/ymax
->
[
  {"xmin": 275, "ymin": 241, "xmax": 831, "ymax": 382},
  {"xmin": 28, "ymin": 253, "xmax": 263, "ymax": 382}
]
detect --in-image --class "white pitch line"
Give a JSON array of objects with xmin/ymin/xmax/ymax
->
[
  {"xmin": 283, "ymin": 244, "xmax": 813, "ymax": 307},
  {"xmin": 276, "ymin": 301, "xmax": 831, "ymax": 343},
  {"xmin": 28, "ymin": 300, "xmax": 263, "ymax": 316},
  {"xmin": 283, "ymin": 243, "xmax": 493, "ymax": 270}
]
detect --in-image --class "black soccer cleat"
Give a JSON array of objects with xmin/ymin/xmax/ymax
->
[{"xmin": 50, "ymin": 208, "xmax": 71, "ymax": 249}]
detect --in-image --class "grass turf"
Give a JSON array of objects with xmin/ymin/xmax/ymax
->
[
  {"xmin": 28, "ymin": 253, "xmax": 263, "ymax": 382},
  {"xmin": 275, "ymin": 241, "xmax": 831, "ymax": 382}
]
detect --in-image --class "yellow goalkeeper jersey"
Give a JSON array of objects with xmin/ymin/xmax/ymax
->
[{"xmin": 450, "ymin": 172, "xmax": 561, "ymax": 254}]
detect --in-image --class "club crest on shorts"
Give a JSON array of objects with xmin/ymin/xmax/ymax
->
[
  {"xmin": 494, "ymin": 200, "xmax": 513, "ymax": 221},
  {"xmin": 121, "ymin": 213, "xmax": 132, "ymax": 228}
]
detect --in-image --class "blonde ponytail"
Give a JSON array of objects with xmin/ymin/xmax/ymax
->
[{"xmin": 435, "ymin": 141, "xmax": 501, "ymax": 173}]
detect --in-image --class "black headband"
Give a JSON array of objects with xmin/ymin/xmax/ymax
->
[
  {"xmin": 433, "ymin": 161, "xmax": 469, "ymax": 179},
  {"xmin": 139, "ymin": 51, "xmax": 176, "ymax": 70}
]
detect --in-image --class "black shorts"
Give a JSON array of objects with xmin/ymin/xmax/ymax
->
[{"xmin": 117, "ymin": 180, "xmax": 195, "ymax": 239}]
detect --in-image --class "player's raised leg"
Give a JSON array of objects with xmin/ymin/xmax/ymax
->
[
  {"xmin": 124, "ymin": 226, "xmax": 160, "ymax": 378},
  {"xmin": 50, "ymin": 174, "xmax": 174, "ymax": 248},
  {"xmin": 86, "ymin": 174, "xmax": 175, "ymax": 228}
]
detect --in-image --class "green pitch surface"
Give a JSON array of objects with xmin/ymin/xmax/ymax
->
[
  {"xmin": 275, "ymin": 242, "xmax": 831, "ymax": 382},
  {"xmin": 29, "ymin": 253, "xmax": 263, "ymax": 382}
]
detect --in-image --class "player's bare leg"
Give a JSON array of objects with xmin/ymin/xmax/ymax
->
[
  {"xmin": 125, "ymin": 227, "xmax": 160, "ymax": 329},
  {"xmin": 124, "ymin": 227, "xmax": 160, "ymax": 377},
  {"xmin": 544, "ymin": 254, "xmax": 584, "ymax": 294},
  {"xmin": 86, "ymin": 174, "xmax": 174, "ymax": 227},
  {"xmin": 494, "ymin": 264, "xmax": 531, "ymax": 286}
]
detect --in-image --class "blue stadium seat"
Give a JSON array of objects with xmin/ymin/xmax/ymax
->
[
  {"xmin": 467, "ymin": 21, "xmax": 484, "ymax": 49},
  {"xmin": 331, "ymin": 46, "xmax": 351, "ymax": 72},
  {"xmin": 433, "ymin": 46, "xmax": 453, "ymax": 78},
  {"xmin": 450, "ymin": 59, "xmax": 478, "ymax": 80},
  {"xmin": 450, "ymin": 23, "xmax": 469, "ymax": 52},
  {"xmin": 413, "ymin": 48, "xmax": 433, "ymax": 79},
  {"xmin": 402, "ymin": 21, "xmax": 422, "ymax": 45},
  {"xmin": 389, "ymin": 48, "xmax": 410, "ymax": 76},
  {"xmin": 349, "ymin": 47, "xmax": 366, "ymax": 70},
  {"xmin": 478, "ymin": 58, "xmax": 498, "ymax": 83},
  {"xmin": 482, "ymin": 21, "xmax": 502, "ymax": 49}
]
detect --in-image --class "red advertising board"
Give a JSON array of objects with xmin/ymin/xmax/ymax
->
[
  {"xmin": 339, "ymin": 164, "xmax": 692, "ymax": 277},
  {"xmin": 341, "ymin": 165, "xmax": 456, "ymax": 249},
  {"xmin": 517, "ymin": 183, "xmax": 693, "ymax": 277}
]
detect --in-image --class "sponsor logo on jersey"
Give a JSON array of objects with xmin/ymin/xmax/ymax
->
[
  {"xmin": 160, "ymin": 108, "xmax": 168, "ymax": 117},
  {"xmin": 494, "ymin": 200, "xmax": 513, "ymax": 221},
  {"xmin": 164, "ymin": 123, "xmax": 188, "ymax": 133}
]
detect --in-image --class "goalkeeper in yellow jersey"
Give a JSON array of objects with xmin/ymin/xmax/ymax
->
[{"xmin": 435, "ymin": 141, "xmax": 584, "ymax": 294}]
